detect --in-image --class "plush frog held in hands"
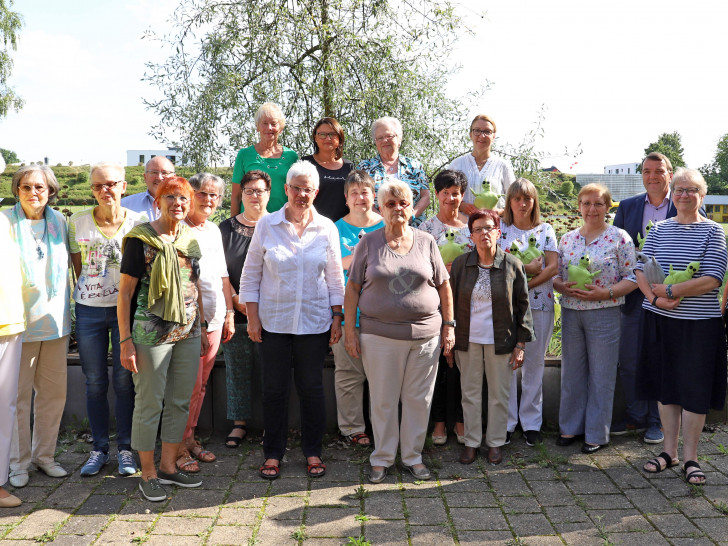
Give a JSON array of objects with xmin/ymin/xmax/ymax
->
[
  {"xmin": 438, "ymin": 229, "xmax": 468, "ymax": 264},
  {"xmin": 664, "ymin": 261, "xmax": 700, "ymax": 284},
  {"xmin": 567, "ymin": 254, "xmax": 602, "ymax": 290},
  {"xmin": 469, "ymin": 181, "xmax": 504, "ymax": 210},
  {"xmin": 510, "ymin": 235, "xmax": 544, "ymax": 278},
  {"xmin": 636, "ymin": 220, "xmax": 655, "ymax": 250}
]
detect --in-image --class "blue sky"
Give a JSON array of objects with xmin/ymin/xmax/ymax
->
[{"xmin": 2, "ymin": 0, "xmax": 728, "ymax": 174}]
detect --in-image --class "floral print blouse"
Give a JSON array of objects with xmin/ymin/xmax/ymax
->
[
  {"xmin": 358, "ymin": 154, "xmax": 429, "ymax": 226},
  {"xmin": 499, "ymin": 222, "xmax": 557, "ymax": 312},
  {"xmin": 418, "ymin": 216, "xmax": 474, "ymax": 254},
  {"xmin": 557, "ymin": 224, "xmax": 636, "ymax": 311}
]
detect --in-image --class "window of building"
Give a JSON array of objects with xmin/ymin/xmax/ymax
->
[{"xmin": 139, "ymin": 155, "xmax": 145, "ymax": 164}]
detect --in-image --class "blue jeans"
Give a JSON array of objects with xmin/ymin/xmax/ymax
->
[{"xmin": 75, "ymin": 303, "xmax": 135, "ymax": 453}]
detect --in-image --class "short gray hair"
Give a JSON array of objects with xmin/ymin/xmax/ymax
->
[
  {"xmin": 670, "ymin": 167, "xmax": 708, "ymax": 196},
  {"xmin": 188, "ymin": 172, "xmax": 225, "ymax": 196},
  {"xmin": 286, "ymin": 161, "xmax": 320, "ymax": 189},
  {"xmin": 90, "ymin": 161, "xmax": 124, "ymax": 181},
  {"xmin": 11, "ymin": 165, "xmax": 60, "ymax": 203},
  {"xmin": 377, "ymin": 180, "xmax": 413, "ymax": 210},
  {"xmin": 254, "ymin": 102, "xmax": 286, "ymax": 131},
  {"xmin": 370, "ymin": 116, "xmax": 403, "ymax": 141}
]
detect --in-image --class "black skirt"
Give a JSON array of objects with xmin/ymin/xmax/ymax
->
[{"xmin": 637, "ymin": 311, "xmax": 727, "ymax": 414}]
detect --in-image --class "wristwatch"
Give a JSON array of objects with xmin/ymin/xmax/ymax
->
[
  {"xmin": 443, "ymin": 320, "xmax": 456, "ymax": 327},
  {"xmin": 201, "ymin": 320, "xmax": 208, "ymax": 329}
]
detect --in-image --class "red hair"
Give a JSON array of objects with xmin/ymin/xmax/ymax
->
[
  {"xmin": 154, "ymin": 176, "xmax": 194, "ymax": 207},
  {"xmin": 468, "ymin": 209, "xmax": 500, "ymax": 232}
]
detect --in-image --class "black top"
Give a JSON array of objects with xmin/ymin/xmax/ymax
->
[
  {"xmin": 219, "ymin": 215, "xmax": 256, "ymax": 324},
  {"xmin": 302, "ymin": 154, "xmax": 353, "ymax": 222}
]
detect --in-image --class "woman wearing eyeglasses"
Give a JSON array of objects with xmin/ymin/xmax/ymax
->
[
  {"xmin": 118, "ymin": 176, "xmax": 209, "ymax": 501},
  {"xmin": 231, "ymin": 102, "xmax": 298, "ymax": 216},
  {"xmin": 302, "ymin": 117, "xmax": 354, "ymax": 222},
  {"xmin": 449, "ymin": 210, "xmax": 533, "ymax": 466},
  {"xmin": 448, "ymin": 114, "xmax": 516, "ymax": 216},
  {"xmin": 219, "ymin": 170, "xmax": 271, "ymax": 448},
  {"xmin": 344, "ymin": 181, "xmax": 453, "ymax": 483},
  {"xmin": 358, "ymin": 117, "xmax": 430, "ymax": 227},
  {"xmin": 637, "ymin": 169, "xmax": 726, "ymax": 484},
  {"xmin": 69, "ymin": 162, "xmax": 146, "ymax": 479},
  {"xmin": 241, "ymin": 161, "xmax": 345, "ymax": 480},
  {"xmin": 553, "ymin": 183, "xmax": 637, "ymax": 454},
  {"xmin": 175, "ymin": 173, "xmax": 235, "ymax": 472},
  {"xmin": 3, "ymin": 165, "xmax": 71, "ymax": 489}
]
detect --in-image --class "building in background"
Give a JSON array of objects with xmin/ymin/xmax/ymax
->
[
  {"xmin": 604, "ymin": 162, "xmax": 639, "ymax": 175},
  {"xmin": 703, "ymin": 195, "xmax": 728, "ymax": 223},
  {"xmin": 576, "ymin": 174, "xmax": 643, "ymax": 201},
  {"xmin": 126, "ymin": 148, "xmax": 191, "ymax": 167}
]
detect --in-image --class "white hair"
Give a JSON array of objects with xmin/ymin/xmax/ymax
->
[
  {"xmin": 286, "ymin": 160, "xmax": 320, "ymax": 189},
  {"xmin": 370, "ymin": 116, "xmax": 403, "ymax": 141},
  {"xmin": 377, "ymin": 180, "xmax": 413, "ymax": 209},
  {"xmin": 188, "ymin": 172, "xmax": 225, "ymax": 195},
  {"xmin": 254, "ymin": 102, "xmax": 286, "ymax": 130},
  {"xmin": 670, "ymin": 167, "xmax": 708, "ymax": 196},
  {"xmin": 90, "ymin": 161, "xmax": 125, "ymax": 180}
]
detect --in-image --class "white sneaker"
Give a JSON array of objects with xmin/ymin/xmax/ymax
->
[
  {"xmin": 8, "ymin": 470, "xmax": 29, "ymax": 488},
  {"xmin": 35, "ymin": 462, "xmax": 68, "ymax": 478}
]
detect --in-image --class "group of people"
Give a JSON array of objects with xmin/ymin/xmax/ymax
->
[{"xmin": 0, "ymin": 104, "xmax": 725, "ymax": 508}]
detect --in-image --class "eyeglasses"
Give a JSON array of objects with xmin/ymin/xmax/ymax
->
[
  {"xmin": 287, "ymin": 184, "xmax": 317, "ymax": 196},
  {"xmin": 673, "ymin": 187, "xmax": 700, "ymax": 196},
  {"xmin": 243, "ymin": 188, "xmax": 270, "ymax": 196},
  {"xmin": 384, "ymin": 200, "xmax": 410, "ymax": 209},
  {"xmin": 471, "ymin": 225, "xmax": 498, "ymax": 234},
  {"xmin": 472, "ymin": 129, "xmax": 495, "ymax": 137},
  {"xmin": 146, "ymin": 170, "xmax": 175, "ymax": 178},
  {"xmin": 375, "ymin": 134, "xmax": 397, "ymax": 142},
  {"xmin": 316, "ymin": 132, "xmax": 338, "ymax": 140},
  {"xmin": 163, "ymin": 194, "xmax": 189, "ymax": 204},
  {"xmin": 195, "ymin": 190, "xmax": 220, "ymax": 201},
  {"xmin": 18, "ymin": 184, "xmax": 48, "ymax": 194},
  {"xmin": 91, "ymin": 180, "xmax": 123, "ymax": 192},
  {"xmin": 580, "ymin": 201, "xmax": 606, "ymax": 208}
]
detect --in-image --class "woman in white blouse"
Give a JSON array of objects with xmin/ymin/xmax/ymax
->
[
  {"xmin": 448, "ymin": 114, "xmax": 515, "ymax": 216},
  {"xmin": 240, "ymin": 161, "xmax": 345, "ymax": 481}
]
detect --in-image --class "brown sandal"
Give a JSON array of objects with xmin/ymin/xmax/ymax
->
[
  {"xmin": 190, "ymin": 443, "xmax": 216, "ymax": 463},
  {"xmin": 176, "ymin": 455, "xmax": 200, "ymax": 473}
]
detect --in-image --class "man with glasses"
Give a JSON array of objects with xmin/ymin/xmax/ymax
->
[
  {"xmin": 612, "ymin": 152, "xmax": 703, "ymax": 444},
  {"xmin": 122, "ymin": 156, "xmax": 175, "ymax": 220}
]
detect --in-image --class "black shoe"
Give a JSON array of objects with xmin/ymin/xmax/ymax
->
[
  {"xmin": 504, "ymin": 431, "xmax": 512, "ymax": 445},
  {"xmin": 581, "ymin": 442, "xmax": 606, "ymax": 454},
  {"xmin": 524, "ymin": 430, "xmax": 543, "ymax": 447},
  {"xmin": 556, "ymin": 435, "xmax": 576, "ymax": 446}
]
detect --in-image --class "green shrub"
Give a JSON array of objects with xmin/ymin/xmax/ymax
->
[{"xmin": 77, "ymin": 171, "xmax": 89, "ymax": 183}]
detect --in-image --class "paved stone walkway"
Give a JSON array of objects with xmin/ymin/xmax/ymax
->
[{"xmin": 2, "ymin": 427, "xmax": 728, "ymax": 545}]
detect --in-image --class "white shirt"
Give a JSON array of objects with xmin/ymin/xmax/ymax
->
[
  {"xmin": 240, "ymin": 205, "xmax": 345, "ymax": 335},
  {"xmin": 187, "ymin": 220, "xmax": 228, "ymax": 332},
  {"xmin": 121, "ymin": 191, "xmax": 160, "ymax": 220},
  {"xmin": 448, "ymin": 153, "xmax": 516, "ymax": 209}
]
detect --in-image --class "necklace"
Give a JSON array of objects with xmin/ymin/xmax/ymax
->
[
  {"xmin": 29, "ymin": 219, "xmax": 47, "ymax": 260},
  {"xmin": 241, "ymin": 212, "xmax": 258, "ymax": 224}
]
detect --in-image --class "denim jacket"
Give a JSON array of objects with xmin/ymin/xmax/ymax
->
[{"xmin": 450, "ymin": 246, "xmax": 534, "ymax": 354}]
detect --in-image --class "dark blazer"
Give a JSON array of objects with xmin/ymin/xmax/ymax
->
[
  {"xmin": 614, "ymin": 192, "xmax": 704, "ymax": 314},
  {"xmin": 450, "ymin": 246, "xmax": 534, "ymax": 354}
]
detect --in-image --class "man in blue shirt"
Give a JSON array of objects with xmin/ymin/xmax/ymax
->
[{"xmin": 121, "ymin": 156, "xmax": 175, "ymax": 220}]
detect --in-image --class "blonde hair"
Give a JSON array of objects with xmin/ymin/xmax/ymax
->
[
  {"xmin": 254, "ymin": 102, "xmax": 286, "ymax": 131},
  {"xmin": 578, "ymin": 183, "xmax": 612, "ymax": 209},
  {"xmin": 470, "ymin": 114, "xmax": 497, "ymax": 133}
]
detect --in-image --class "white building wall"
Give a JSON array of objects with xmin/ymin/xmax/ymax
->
[
  {"xmin": 127, "ymin": 149, "xmax": 185, "ymax": 167},
  {"xmin": 604, "ymin": 162, "xmax": 640, "ymax": 175},
  {"xmin": 576, "ymin": 174, "xmax": 644, "ymax": 201}
]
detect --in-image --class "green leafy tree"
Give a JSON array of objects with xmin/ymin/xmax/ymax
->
[
  {"xmin": 700, "ymin": 133, "xmax": 728, "ymax": 195},
  {"xmin": 638, "ymin": 131, "xmax": 686, "ymax": 173},
  {"xmin": 0, "ymin": 147, "xmax": 18, "ymax": 163},
  {"xmin": 143, "ymin": 0, "xmax": 486, "ymax": 173},
  {"xmin": 0, "ymin": 0, "xmax": 23, "ymax": 119}
]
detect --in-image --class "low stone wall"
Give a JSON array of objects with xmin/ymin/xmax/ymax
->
[{"xmin": 62, "ymin": 353, "xmax": 726, "ymax": 433}]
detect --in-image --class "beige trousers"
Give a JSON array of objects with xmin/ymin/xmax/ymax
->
[
  {"xmin": 331, "ymin": 328, "xmax": 367, "ymax": 436},
  {"xmin": 10, "ymin": 336, "xmax": 69, "ymax": 471},
  {"xmin": 456, "ymin": 343, "xmax": 512, "ymax": 448},
  {"xmin": 360, "ymin": 333, "xmax": 440, "ymax": 467}
]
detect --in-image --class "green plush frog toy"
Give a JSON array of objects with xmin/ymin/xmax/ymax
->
[
  {"xmin": 469, "ymin": 181, "xmax": 504, "ymax": 210},
  {"xmin": 510, "ymin": 236, "xmax": 544, "ymax": 279},
  {"xmin": 567, "ymin": 254, "xmax": 602, "ymax": 290},
  {"xmin": 438, "ymin": 229, "xmax": 468, "ymax": 264},
  {"xmin": 636, "ymin": 220, "xmax": 654, "ymax": 250},
  {"xmin": 664, "ymin": 261, "xmax": 700, "ymax": 284}
]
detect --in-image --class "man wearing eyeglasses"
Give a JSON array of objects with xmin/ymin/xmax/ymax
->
[
  {"xmin": 612, "ymin": 152, "xmax": 703, "ymax": 444},
  {"xmin": 121, "ymin": 156, "xmax": 176, "ymax": 220}
]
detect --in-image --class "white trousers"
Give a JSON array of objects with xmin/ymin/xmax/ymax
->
[
  {"xmin": 507, "ymin": 310, "xmax": 554, "ymax": 432},
  {"xmin": 0, "ymin": 333, "xmax": 23, "ymax": 484}
]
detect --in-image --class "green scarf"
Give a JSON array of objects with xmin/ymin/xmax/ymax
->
[{"xmin": 122, "ymin": 222, "xmax": 201, "ymax": 325}]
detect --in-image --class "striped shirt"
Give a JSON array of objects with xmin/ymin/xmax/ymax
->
[{"xmin": 637, "ymin": 218, "xmax": 727, "ymax": 319}]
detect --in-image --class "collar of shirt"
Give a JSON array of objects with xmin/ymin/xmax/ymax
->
[{"xmin": 643, "ymin": 192, "xmax": 670, "ymax": 210}]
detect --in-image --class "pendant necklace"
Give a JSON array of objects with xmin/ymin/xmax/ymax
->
[{"xmin": 29, "ymin": 219, "xmax": 47, "ymax": 260}]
